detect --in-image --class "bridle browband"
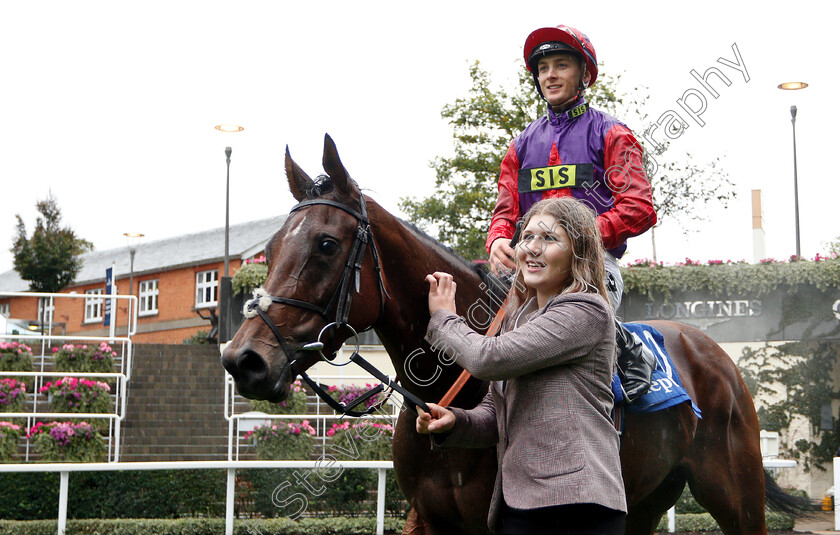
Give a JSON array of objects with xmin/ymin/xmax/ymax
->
[{"xmin": 242, "ymin": 193, "xmax": 430, "ymax": 416}]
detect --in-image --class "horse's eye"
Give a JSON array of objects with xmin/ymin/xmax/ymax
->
[{"xmin": 318, "ymin": 239, "xmax": 339, "ymax": 256}]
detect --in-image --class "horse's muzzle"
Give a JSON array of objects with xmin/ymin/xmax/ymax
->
[{"xmin": 221, "ymin": 342, "xmax": 290, "ymax": 401}]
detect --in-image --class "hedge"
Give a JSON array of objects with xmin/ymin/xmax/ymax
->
[
  {"xmin": 0, "ymin": 470, "xmax": 226, "ymax": 520},
  {"xmin": 0, "ymin": 513, "xmax": 795, "ymax": 534},
  {"xmin": 240, "ymin": 468, "xmax": 406, "ymax": 519},
  {"xmin": 0, "ymin": 517, "xmax": 405, "ymax": 535},
  {"xmin": 655, "ymin": 511, "xmax": 795, "ymax": 532}
]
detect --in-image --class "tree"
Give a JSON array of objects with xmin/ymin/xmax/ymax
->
[
  {"xmin": 400, "ymin": 61, "xmax": 735, "ymax": 261},
  {"xmin": 11, "ymin": 194, "xmax": 93, "ymax": 292},
  {"xmin": 738, "ymin": 341, "xmax": 840, "ymax": 472}
]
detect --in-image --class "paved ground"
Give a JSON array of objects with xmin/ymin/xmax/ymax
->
[{"xmin": 794, "ymin": 510, "xmax": 837, "ymax": 533}]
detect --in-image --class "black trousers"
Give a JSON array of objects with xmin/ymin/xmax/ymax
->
[{"xmin": 498, "ymin": 502, "xmax": 626, "ymax": 535}]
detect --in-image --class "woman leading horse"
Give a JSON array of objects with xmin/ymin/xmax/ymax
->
[
  {"xmin": 221, "ymin": 135, "xmax": 806, "ymax": 535},
  {"xmin": 418, "ymin": 197, "xmax": 627, "ymax": 534}
]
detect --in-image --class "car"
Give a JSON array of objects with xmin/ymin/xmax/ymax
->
[{"xmin": 0, "ymin": 316, "xmax": 44, "ymax": 339}]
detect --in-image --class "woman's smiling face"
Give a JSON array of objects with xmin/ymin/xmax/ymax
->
[{"xmin": 517, "ymin": 213, "xmax": 573, "ymax": 302}]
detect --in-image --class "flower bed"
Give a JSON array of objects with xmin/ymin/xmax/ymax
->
[
  {"xmin": 232, "ymin": 256, "xmax": 268, "ymax": 296},
  {"xmin": 0, "ymin": 342, "xmax": 33, "ymax": 373},
  {"xmin": 0, "ymin": 378, "xmax": 27, "ymax": 412},
  {"xmin": 250, "ymin": 379, "xmax": 307, "ymax": 415},
  {"xmin": 40, "ymin": 377, "xmax": 112, "ymax": 431},
  {"xmin": 0, "ymin": 421, "xmax": 23, "ymax": 462},
  {"xmin": 327, "ymin": 420, "xmax": 394, "ymax": 460},
  {"xmin": 53, "ymin": 343, "xmax": 115, "ymax": 374},
  {"xmin": 0, "ymin": 379, "xmax": 27, "ymax": 425},
  {"xmin": 27, "ymin": 421, "xmax": 105, "ymax": 462},
  {"xmin": 621, "ymin": 255, "xmax": 840, "ymax": 299},
  {"xmin": 245, "ymin": 420, "xmax": 316, "ymax": 460},
  {"xmin": 327, "ymin": 383, "xmax": 387, "ymax": 412}
]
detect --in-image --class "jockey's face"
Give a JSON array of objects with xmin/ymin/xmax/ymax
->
[
  {"xmin": 517, "ymin": 213, "xmax": 573, "ymax": 301},
  {"xmin": 537, "ymin": 52, "xmax": 588, "ymax": 108}
]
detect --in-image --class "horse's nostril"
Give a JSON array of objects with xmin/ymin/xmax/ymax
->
[{"xmin": 235, "ymin": 348, "xmax": 269, "ymax": 382}]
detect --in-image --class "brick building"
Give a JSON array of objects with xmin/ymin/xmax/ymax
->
[{"xmin": 0, "ymin": 215, "xmax": 286, "ymax": 344}]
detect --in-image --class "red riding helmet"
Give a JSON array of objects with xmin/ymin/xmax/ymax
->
[{"xmin": 524, "ymin": 25, "xmax": 598, "ymax": 87}]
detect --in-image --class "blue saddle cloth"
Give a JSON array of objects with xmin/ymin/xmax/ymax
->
[{"xmin": 611, "ymin": 323, "xmax": 702, "ymax": 418}]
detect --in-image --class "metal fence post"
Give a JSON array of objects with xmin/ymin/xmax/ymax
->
[
  {"xmin": 226, "ymin": 467, "xmax": 236, "ymax": 535},
  {"xmin": 377, "ymin": 467, "xmax": 386, "ymax": 535},
  {"xmin": 58, "ymin": 471, "xmax": 69, "ymax": 535}
]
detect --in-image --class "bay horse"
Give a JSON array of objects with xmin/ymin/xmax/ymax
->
[{"xmin": 221, "ymin": 135, "xmax": 806, "ymax": 535}]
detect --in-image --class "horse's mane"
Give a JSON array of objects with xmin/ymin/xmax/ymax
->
[{"xmin": 396, "ymin": 219, "xmax": 509, "ymax": 305}]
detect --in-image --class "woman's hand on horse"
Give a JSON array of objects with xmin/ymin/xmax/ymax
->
[
  {"xmin": 426, "ymin": 272, "xmax": 457, "ymax": 315},
  {"xmin": 416, "ymin": 403, "xmax": 456, "ymax": 434},
  {"xmin": 489, "ymin": 238, "xmax": 516, "ymax": 275}
]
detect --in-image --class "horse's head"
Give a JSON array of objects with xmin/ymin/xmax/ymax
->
[{"xmin": 221, "ymin": 135, "xmax": 386, "ymax": 402}]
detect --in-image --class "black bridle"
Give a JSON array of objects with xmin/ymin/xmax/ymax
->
[{"xmin": 243, "ymin": 194, "xmax": 429, "ymax": 416}]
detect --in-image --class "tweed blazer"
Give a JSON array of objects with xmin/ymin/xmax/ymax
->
[{"xmin": 425, "ymin": 292, "xmax": 626, "ymax": 531}]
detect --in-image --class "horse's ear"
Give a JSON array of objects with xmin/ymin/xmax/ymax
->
[
  {"xmin": 285, "ymin": 145, "xmax": 315, "ymax": 201},
  {"xmin": 322, "ymin": 133, "xmax": 358, "ymax": 198}
]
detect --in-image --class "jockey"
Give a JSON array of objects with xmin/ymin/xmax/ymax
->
[{"xmin": 487, "ymin": 25, "xmax": 657, "ymax": 402}]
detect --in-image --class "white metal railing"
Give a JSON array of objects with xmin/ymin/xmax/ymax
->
[
  {"xmin": 224, "ymin": 372, "xmax": 403, "ymax": 461},
  {"xmin": 0, "ymin": 460, "xmax": 394, "ymax": 535},
  {"xmin": 0, "ymin": 291, "xmax": 137, "ymax": 462},
  {"xmin": 222, "ymin": 342, "xmax": 404, "ymax": 461}
]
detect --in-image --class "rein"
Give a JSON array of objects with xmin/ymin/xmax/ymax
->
[{"xmin": 242, "ymin": 195, "xmax": 429, "ymax": 416}]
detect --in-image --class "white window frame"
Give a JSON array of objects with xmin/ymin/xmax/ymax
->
[
  {"xmin": 84, "ymin": 289, "xmax": 104, "ymax": 323},
  {"xmin": 38, "ymin": 297, "xmax": 54, "ymax": 325},
  {"xmin": 195, "ymin": 270, "xmax": 218, "ymax": 308},
  {"xmin": 139, "ymin": 279, "xmax": 159, "ymax": 316},
  {"xmin": 0, "ymin": 302, "xmax": 9, "ymax": 318}
]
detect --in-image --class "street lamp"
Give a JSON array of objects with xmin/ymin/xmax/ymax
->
[
  {"xmin": 777, "ymin": 81, "xmax": 808, "ymax": 258},
  {"xmin": 123, "ymin": 232, "xmax": 145, "ymax": 296},
  {"xmin": 214, "ymin": 124, "xmax": 244, "ymax": 343}
]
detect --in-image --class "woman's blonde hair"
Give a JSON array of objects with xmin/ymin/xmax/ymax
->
[{"xmin": 506, "ymin": 197, "xmax": 609, "ymax": 316}]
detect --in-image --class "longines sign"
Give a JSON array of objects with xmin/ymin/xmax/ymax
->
[
  {"xmin": 643, "ymin": 299, "xmax": 762, "ymax": 320},
  {"xmin": 620, "ymin": 286, "xmax": 840, "ymax": 343}
]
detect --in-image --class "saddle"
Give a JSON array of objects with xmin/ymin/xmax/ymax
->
[{"xmin": 614, "ymin": 321, "xmax": 656, "ymax": 404}]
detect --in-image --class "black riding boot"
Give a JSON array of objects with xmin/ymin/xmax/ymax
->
[{"xmin": 615, "ymin": 321, "xmax": 657, "ymax": 403}]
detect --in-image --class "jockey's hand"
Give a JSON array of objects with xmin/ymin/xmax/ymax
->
[
  {"xmin": 426, "ymin": 272, "xmax": 457, "ymax": 315},
  {"xmin": 416, "ymin": 403, "xmax": 456, "ymax": 434},
  {"xmin": 489, "ymin": 238, "xmax": 516, "ymax": 276}
]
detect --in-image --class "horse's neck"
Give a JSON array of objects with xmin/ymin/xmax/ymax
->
[{"xmin": 368, "ymin": 202, "xmax": 489, "ymax": 406}]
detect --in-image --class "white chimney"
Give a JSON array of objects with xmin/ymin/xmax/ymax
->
[{"xmin": 752, "ymin": 189, "xmax": 766, "ymax": 263}]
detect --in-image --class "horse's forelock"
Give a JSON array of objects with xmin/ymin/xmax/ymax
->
[
  {"xmin": 304, "ymin": 175, "xmax": 334, "ymax": 198},
  {"xmin": 303, "ymin": 174, "xmax": 365, "ymax": 203}
]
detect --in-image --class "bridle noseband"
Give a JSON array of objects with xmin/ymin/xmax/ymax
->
[{"xmin": 241, "ymin": 193, "xmax": 430, "ymax": 416}]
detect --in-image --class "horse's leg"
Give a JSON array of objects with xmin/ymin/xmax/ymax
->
[
  {"xmin": 625, "ymin": 470, "xmax": 687, "ymax": 535},
  {"xmin": 393, "ymin": 410, "xmax": 495, "ymax": 535},
  {"xmin": 683, "ymin": 438, "xmax": 767, "ymax": 535},
  {"xmin": 676, "ymin": 333, "xmax": 768, "ymax": 535}
]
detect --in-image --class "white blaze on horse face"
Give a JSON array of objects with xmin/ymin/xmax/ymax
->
[
  {"xmin": 285, "ymin": 217, "xmax": 307, "ymax": 240},
  {"xmin": 516, "ymin": 214, "xmax": 573, "ymax": 303}
]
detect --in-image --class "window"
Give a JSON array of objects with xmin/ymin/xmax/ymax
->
[
  {"xmin": 37, "ymin": 297, "xmax": 54, "ymax": 325},
  {"xmin": 84, "ymin": 289, "xmax": 103, "ymax": 322},
  {"xmin": 0, "ymin": 303, "xmax": 9, "ymax": 318},
  {"xmin": 139, "ymin": 279, "xmax": 159, "ymax": 316},
  {"xmin": 195, "ymin": 270, "xmax": 218, "ymax": 307}
]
